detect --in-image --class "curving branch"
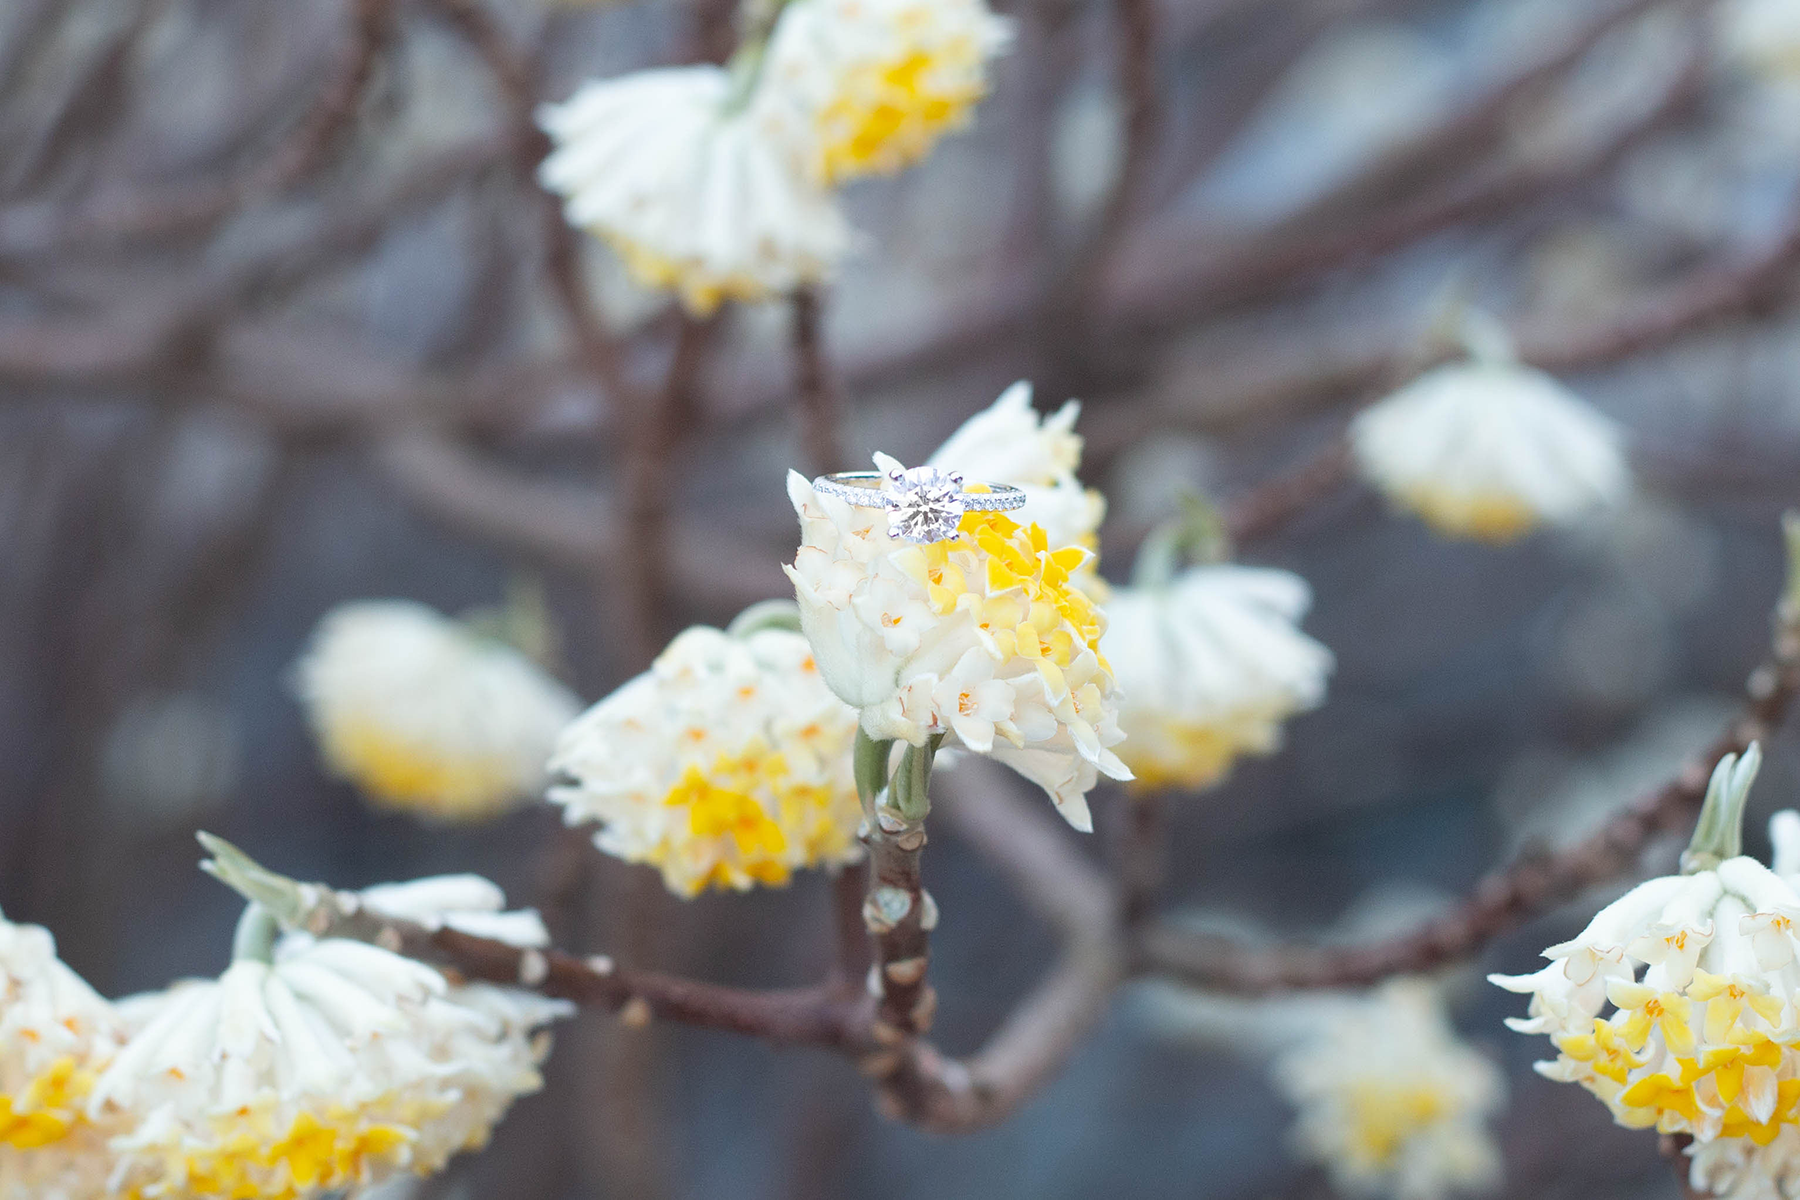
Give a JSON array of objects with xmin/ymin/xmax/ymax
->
[
  {"xmin": 199, "ymin": 751, "xmax": 1125, "ymax": 1136},
  {"xmin": 0, "ymin": 0, "xmax": 395, "ymax": 255},
  {"xmin": 875, "ymin": 766, "xmax": 1124, "ymax": 1131},
  {"xmin": 1135, "ymin": 625, "xmax": 1800, "ymax": 993}
]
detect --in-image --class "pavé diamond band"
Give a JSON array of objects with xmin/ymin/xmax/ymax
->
[{"xmin": 812, "ymin": 466, "xmax": 1025, "ymax": 543}]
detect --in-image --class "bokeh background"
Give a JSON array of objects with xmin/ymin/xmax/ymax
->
[{"xmin": 3, "ymin": 0, "xmax": 1799, "ymax": 1196}]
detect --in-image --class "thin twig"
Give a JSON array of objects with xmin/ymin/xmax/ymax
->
[
  {"xmin": 1136, "ymin": 631, "xmax": 1800, "ymax": 992},
  {"xmin": 792, "ymin": 286, "xmax": 849, "ymax": 474},
  {"xmin": 0, "ymin": 0, "xmax": 395, "ymax": 254}
]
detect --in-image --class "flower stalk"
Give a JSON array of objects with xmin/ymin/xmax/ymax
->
[
  {"xmin": 230, "ymin": 902, "xmax": 280, "ymax": 964},
  {"xmin": 855, "ymin": 730, "xmax": 940, "ymax": 1043},
  {"xmin": 1131, "ymin": 493, "xmax": 1230, "ymax": 589}
]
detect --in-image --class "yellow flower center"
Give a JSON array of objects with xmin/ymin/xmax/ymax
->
[
  {"xmin": 1341, "ymin": 1081, "xmax": 1454, "ymax": 1169},
  {"xmin": 1393, "ymin": 484, "xmax": 1538, "ymax": 543},
  {"xmin": 318, "ymin": 715, "xmax": 520, "ymax": 821},
  {"xmin": 0, "ymin": 1055, "xmax": 95, "ymax": 1150},
  {"xmin": 813, "ymin": 36, "xmax": 989, "ymax": 184}
]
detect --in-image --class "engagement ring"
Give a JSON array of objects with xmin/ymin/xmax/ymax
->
[{"xmin": 812, "ymin": 465, "xmax": 1025, "ymax": 544}]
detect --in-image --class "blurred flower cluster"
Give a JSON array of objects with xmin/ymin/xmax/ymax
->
[{"xmin": 0, "ymin": 877, "xmax": 564, "ymax": 1199}]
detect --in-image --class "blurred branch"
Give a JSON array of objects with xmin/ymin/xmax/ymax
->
[
  {"xmin": 792, "ymin": 286, "xmax": 849, "ymax": 474},
  {"xmin": 1135, "ymin": 623, "xmax": 1800, "ymax": 992},
  {"xmin": 1222, "ymin": 436, "xmax": 1352, "ymax": 544},
  {"xmin": 1089, "ymin": 213, "xmax": 1800, "ymax": 459},
  {"xmin": 0, "ymin": 0, "xmax": 395, "ymax": 255},
  {"xmin": 426, "ymin": 0, "xmax": 638, "ymax": 409},
  {"xmin": 368, "ymin": 425, "xmax": 786, "ymax": 605},
  {"xmin": 826, "ymin": 0, "xmax": 1693, "ymax": 398},
  {"xmin": 1110, "ymin": 8, "xmax": 1711, "ymax": 336}
]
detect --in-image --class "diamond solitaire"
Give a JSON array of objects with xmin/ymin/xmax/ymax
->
[
  {"xmin": 887, "ymin": 466, "xmax": 964, "ymax": 542},
  {"xmin": 810, "ymin": 464, "xmax": 1026, "ymax": 544}
]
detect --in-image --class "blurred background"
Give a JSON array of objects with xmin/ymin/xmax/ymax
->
[{"xmin": 3, "ymin": 0, "xmax": 1799, "ymax": 1196}]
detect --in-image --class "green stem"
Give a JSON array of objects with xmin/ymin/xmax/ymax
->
[
  {"xmin": 854, "ymin": 729, "xmax": 894, "ymax": 819},
  {"xmin": 232, "ymin": 902, "xmax": 280, "ymax": 964},
  {"xmin": 722, "ymin": 0, "xmax": 795, "ymax": 112},
  {"xmin": 1131, "ymin": 493, "xmax": 1229, "ymax": 588},
  {"xmin": 888, "ymin": 735, "xmax": 944, "ymax": 824}
]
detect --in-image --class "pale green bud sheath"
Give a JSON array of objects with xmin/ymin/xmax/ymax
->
[{"xmin": 1681, "ymin": 741, "xmax": 1763, "ymax": 874}]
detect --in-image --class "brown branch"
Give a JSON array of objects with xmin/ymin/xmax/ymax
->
[
  {"xmin": 1136, "ymin": 628, "xmax": 1800, "ymax": 993},
  {"xmin": 367, "ymin": 424, "xmax": 787, "ymax": 604},
  {"xmin": 0, "ymin": 0, "xmax": 394, "ymax": 254},
  {"xmin": 875, "ymin": 767, "xmax": 1124, "ymax": 1131},
  {"xmin": 802, "ymin": 0, "xmax": 1683, "ymax": 400},
  {"xmin": 1086, "ymin": 212, "xmax": 1800, "ymax": 463},
  {"xmin": 227, "ymin": 756, "xmax": 1119, "ymax": 1134},
  {"xmin": 1222, "ymin": 436, "xmax": 1352, "ymax": 545},
  {"xmin": 831, "ymin": 861, "xmax": 873, "ymax": 985},
  {"xmin": 1110, "ymin": 10, "xmax": 1709, "ymax": 337},
  {"xmin": 342, "ymin": 914, "xmax": 868, "ymax": 1047},
  {"xmin": 864, "ymin": 810, "xmax": 932, "ymax": 1042},
  {"xmin": 425, "ymin": 0, "xmax": 638, "ymax": 410},
  {"xmin": 792, "ymin": 287, "xmax": 848, "ymax": 474}
]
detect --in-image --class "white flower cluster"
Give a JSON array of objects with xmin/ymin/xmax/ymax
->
[
  {"xmin": 537, "ymin": 68, "xmax": 853, "ymax": 317},
  {"xmin": 0, "ymin": 912, "xmax": 124, "ymax": 1200},
  {"xmin": 1102, "ymin": 564, "xmax": 1333, "ymax": 791},
  {"xmin": 1275, "ymin": 979, "xmax": 1505, "ymax": 1200},
  {"xmin": 785, "ymin": 452, "xmax": 1127, "ymax": 830},
  {"xmin": 0, "ymin": 881, "xmax": 565, "ymax": 1200},
  {"xmin": 1493, "ymin": 753, "xmax": 1800, "ymax": 1199},
  {"xmin": 537, "ymin": 0, "xmax": 1009, "ymax": 313},
  {"xmin": 549, "ymin": 624, "xmax": 865, "ymax": 897},
  {"xmin": 926, "ymin": 381, "xmax": 1104, "ymax": 559},
  {"xmin": 759, "ymin": 0, "xmax": 1013, "ymax": 186},
  {"xmin": 295, "ymin": 600, "xmax": 581, "ymax": 823},
  {"xmin": 1351, "ymin": 357, "xmax": 1629, "ymax": 543}
]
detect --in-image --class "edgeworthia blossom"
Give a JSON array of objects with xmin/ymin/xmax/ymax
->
[
  {"xmin": 784, "ymin": 455, "xmax": 1129, "ymax": 830},
  {"xmin": 1349, "ymin": 352, "xmax": 1629, "ymax": 543},
  {"xmin": 1275, "ymin": 979, "xmax": 1505, "ymax": 1200},
  {"xmin": 759, "ymin": 0, "xmax": 1012, "ymax": 185},
  {"xmin": 537, "ymin": 66, "xmax": 852, "ymax": 315},
  {"xmin": 1689, "ymin": 1126, "xmax": 1800, "ymax": 1200},
  {"xmin": 0, "ymin": 911, "xmax": 125, "ymax": 1199},
  {"xmin": 92, "ymin": 886, "xmax": 568, "ymax": 1200},
  {"xmin": 1491, "ymin": 747, "xmax": 1800, "ymax": 1156},
  {"xmin": 295, "ymin": 600, "xmax": 581, "ymax": 823},
  {"xmin": 926, "ymin": 381, "xmax": 1105, "ymax": 561},
  {"xmin": 548, "ymin": 623, "xmax": 864, "ymax": 897},
  {"xmin": 1102, "ymin": 564, "xmax": 1333, "ymax": 790}
]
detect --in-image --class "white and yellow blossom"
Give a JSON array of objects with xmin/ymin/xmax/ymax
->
[
  {"xmin": 784, "ymin": 457, "xmax": 1129, "ymax": 830},
  {"xmin": 1491, "ymin": 751, "xmax": 1800, "ymax": 1147},
  {"xmin": 92, "ymin": 891, "xmax": 568, "ymax": 1200},
  {"xmin": 1275, "ymin": 979, "xmax": 1504, "ymax": 1200},
  {"xmin": 538, "ymin": 67, "xmax": 852, "ymax": 315},
  {"xmin": 1350, "ymin": 356, "xmax": 1629, "ymax": 543},
  {"xmin": 759, "ymin": 0, "xmax": 1012, "ymax": 185},
  {"xmin": 926, "ymin": 381, "xmax": 1105, "ymax": 562},
  {"xmin": 0, "ymin": 910, "xmax": 124, "ymax": 1198},
  {"xmin": 548, "ymin": 624, "xmax": 864, "ymax": 897},
  {"xmin": 295, "ymin": 600, "xmax": 581, "ymax": 824},
  {"xmin": 1101, "ymin": 564, "xmax": 1333, "ymax": 791}
]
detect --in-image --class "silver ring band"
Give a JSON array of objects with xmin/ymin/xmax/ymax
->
[{"xmin": 812, "ymin": 471, "xmax": 1025, "ymax": 512}]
